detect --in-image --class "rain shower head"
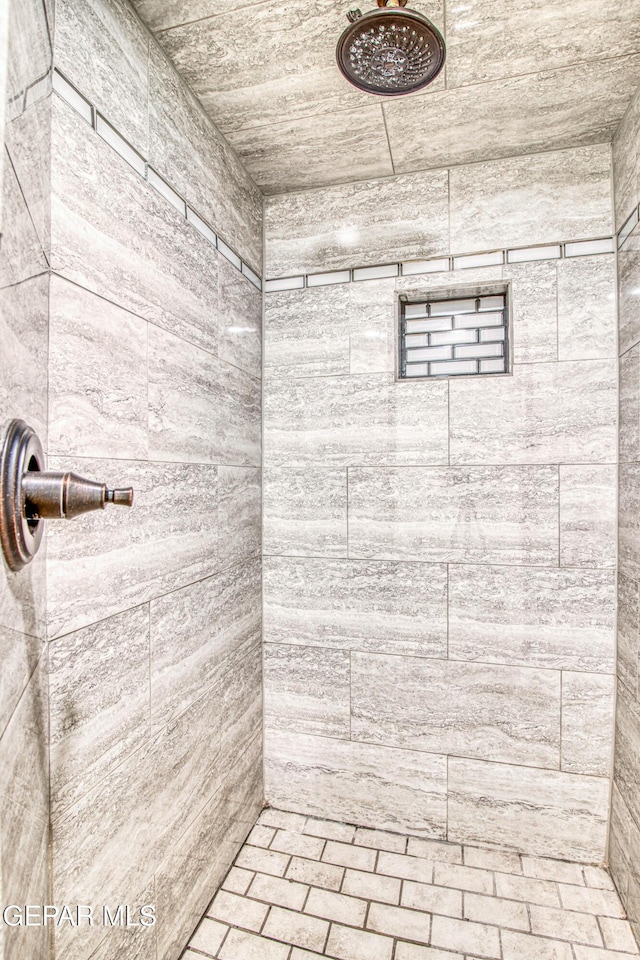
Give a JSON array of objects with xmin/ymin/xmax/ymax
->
[{"xmin": 336, "ymin": 0, "xmax": 445, "ymax": 97}]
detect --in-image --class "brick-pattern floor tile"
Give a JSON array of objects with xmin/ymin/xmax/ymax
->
[
  {"xmin": 599, "ymin": 917, "xmax": 640, "ymax": 953},
  {"xmin": 502, "ymin": 930, "xmax": 575, "ymax": 960},
  {"xmin": 206, "ymin": 891, "xmax": 268, "ymax": 933},
  {"xmin": 222, "ymin": 867, "xmax": 255, "ymax": 896},
  {"xmin": 304, "ymin": 818, "xmax": 356, "ymax": 843},
  {"xmin": 402, "ymin": 880, "xmax": 463, "ymax": 918},
  {"xmin": 290, "ymin": 950, "xmax": 326, "ymax": 960},
  {"xmin": 407, "ymin": 837, "xmax": 463, "ymax": 863},
  {"xmin": 247, "ymin": 872, "xmax": 309, "ymax": 911},
  {"xmin": 367, "ymin": 902, "xmax": 431, "ymax": 944},
  {"xmin": 522, "ymin": 855, "xmax": 586, "ymax": 885},
  {"xmin": 217, "ymin": 928, "xmax": 290, "ymax": 960},
  {"xmin": 559, "ymin": 884, "xmax": 627, "ymax": 918},
  {"xmin": 246, "ymin": 824, "xmax": 276, "ymax": 848},
  {"xmin": 464, "ymin": 891, "xmax": 529, "ymax": 931},
  {"xmin": 495, "ymin": 872, "xmax": 561, "ymax": 906},
  {"xmin": 529, "ymin": 903, "xmax": 603, "ymax": 945},
  {"xmin": 463, "ymin": 845, "xmax": 522, "ymax": 874},
  {"xmin": 433, "ymin": 862, "xmax": 494, "ymax": 895},
  {"xmin": 342, "ymin": 868, "xmax": 401, "ymax": 905},
  {"xmin": 323, "ymin": 840, "xmax": 377, "ymax": 871},
  {"xmin": 574, "ymin": 948, "xmax": 640, "ymax": 960},
  {"xmin": 271, "ymin": 829, "xmax": 325, "ymax": 860},
  {"xmin": 287, "ymin": 856, "xmax": 345, "ymax": 891},
  {"xmin": 376, "ymin": 851, "xmax": 434, "ymax": 884},
  {"xmin": 355, "ymin": 827, "xmax": 407, "ymax": 853},
  {"xmin": 325, "ymin": 923, "xmax": 394, "ymax": 960},
  {"xmin": 305, "ymin": 887, "xmax": 367, "ymax": 926},
  {"xmin": 259, "ymin": 808, "xmax": 307, "ymax": 831},
  {"xmin": 431, "ymin": 915, "xmax": 501, "ymax": 958},
  {"xmin": 189, "ymin": 917, "xmax": 228, "ymax": 957},
  {"xmin": 236, "ymin": 845, "xmax": 290, "ymax": 878},
  {"xmin": 396, "ymin": 945, "xmax": 464, "ymax": 960},
  {"xmin": 584, "ymin": 867, "xmax": 617, "ymax": 891},
  {"xmin": 263, "ymin": 906, "xmax": 329, "ymax": 953}
]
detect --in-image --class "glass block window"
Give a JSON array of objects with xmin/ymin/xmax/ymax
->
[{"xmin": 399, "ymin": 293, "xmax": 509, "ymax": 379}]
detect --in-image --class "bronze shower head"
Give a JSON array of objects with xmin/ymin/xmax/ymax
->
[{"xmin": 336, "ymin": 0, "xmax": 445, "ymax": 96}]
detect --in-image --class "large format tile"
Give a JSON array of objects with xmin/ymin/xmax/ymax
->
[
  {"xmin": 265, "ymin": 373, "xmax": 448, "ymax": 467},
  {"xmin": 351, "ymin": 653, "xmax": 561, "ymax": 768},
  {"xmin": 5, "ymin": 90, "xmax": 52, "ymax": 260},
  {"xmin": 385, "ymin": 57, "xmax": 640, "ymax": 176},
  {"xmin": 263, "ymin": 465, "xmax": 347, "ymax": 558},
  {"xmin": 614, "ymin": 680, "xmax": 640, "ymax": 832},
  {"xmin": 150, "ymin": 558, "xmax": 260, "ymax": 734},
  {"xmin": 264, "ymin": 284, "xmax": 351, "ymax": 379},
  {"xmin": 49, "ymin": 605, "xmax": 150, "ymax": 817},
  {"xmin": 507, "ymin": 260, "xmax": 558, "ymax": 364},
  {"xmin": 449, "ymin": 145, "xmax": 612, "ymax": 255},
  {"xmin": 46, "ymin": 457, "xmax": 219, "ymax": 638},
  {"xmin": 54, "ymin": 0, "xmax": 149, "ymax": 151},
  {"xmin": 48, "ymin": 274, "xmax": 148, "ymax": 461},
  {"xmin": 619, "ymin": 225, "xmax": 640, "ymax": 356},
  {"xmin": 264, "ymin": 557, "xmax": 447, "ymax": 658},
  {"xmin": 218, "ymin": 466, "xmax": 261, "ymax": 566},
  {"xmin": 557, "ymin": 256, "xmax": 617, "ymax": 361},
  {"xmin": 561, "ymin": 672, "xmax": 615, "ymax": 777},
  {"xmin": 618, "ymin": 573, "xmax": 639, "ymax": 697},
  {"xmin": 148, "ymin": 324, "xmax": 260, "ymax": 466},
  {"xmin": 445, "ymin": 0, "xmax": 640, "ymax": 87},
  {"xmin": 621, "ymin": 343, "xmax": 640, "ymax": 463},
  {"xmin": 264, "ymin": 644, "xmax": 351, "ymax": 738},
  {"xmin": 148, "ymin": 42, "xmax": 262, "ymax": 272},
  {"xmin": 265, "ymin": 730, "xmax": 448, "ymax": 838},
  {"xmin": 449, "ymin": 566, "xmax": 616, "ymax": 673},
  {"xmin": 264, "ymin": 169, "xmax": 449, "ymax": 278},
  {"xmin": 0, "ymin": 152, "xmax": 48, "ymax": 288},
  {"xmin": 449, "ymin": 360, "xmax": 617, "ymax": 465},
  {"xmin": 0, "ymin": 626, "xmax": 44, "ymax": 743},
  {"xmin": 51, "ymin": 98, "xmax": 221, "ymax": 355},
  {"xmin": 448, "ymin": 758, "xmax": 610, "ymax": 862},
  {"xmin": 561, "ymin": 465, "xmax": 616, "ymax": 568},
  {"xmin": 0, "ymin": 274, "xmax": 48, "ymax": 448},
  {"xmin": 217, "ymin": 255, "xmax": 262, "ymax": 379},
  {"xmin": 613, "ymin": 89, "xmax": 640, "ymax": 230},
  {"xmin": 227, "ymin": 104, "xmax": 393, "ymax": 195},
  {"xmin": 348, "ymin": 466, "xmax": 559, "ymax": 565}
]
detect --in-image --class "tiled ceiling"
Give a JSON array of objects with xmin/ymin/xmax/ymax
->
[{"xmin": 131, "ymin": 0, "xmax": 640, "ymax": 194}]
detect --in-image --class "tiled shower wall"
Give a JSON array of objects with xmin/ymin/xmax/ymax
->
[
  {"xmin": 610, "ymin": 78, "xmax": 640, "ymax": 946},
  {"xmin": 263, "ymin": 144, "xmax": 618, "ymax": 865},
  {"xmin": 3, "ymin": 0, "xmax": 263, "ymax": 958},
  {"xmin": 0, "ymin": 1, "xmax": 52, "ymax": 959}
]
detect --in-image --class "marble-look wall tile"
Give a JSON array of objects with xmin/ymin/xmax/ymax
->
[
  {"xmin": 0, "ymin": 273, "xmax": 48, "ymax": 446},
  {"xmin": 448, "ymin": 757, "xmax": 610, "ymax": 862},
  {"xmin": 227, "ymin": 104, "xmax": 393, "ymax": 196},
  {"xmin": 46, "ymin": 457, "xmax": 219, "ymax": 638},
  {"xmin": 150, "ymin": 558, "xmax": 260, "ymax": 733},
  {"xmin": 446, "ymin": 0, "xmax": 640, "ymax": 88},
  {"xmin": 48, "ymin": 274, "xmax": 149, "ymax": 461},
  {"xmin": 609, "ymin": 784, "xmax": 633, "ymax": 908},
  {"xmin": 561, "ymin": 672, "xmax": 615, "ymax": 777},
  {"xmin": 621, "ymin": 464, "xmax": 640, "ymax": 582},
  {"xmin": 618, "ymin": 226, "xmax": 640, "ymax": 356},
  {"xmin": 5, "ymin": 92, "xmax": 52, "ymax": 259},
  {"xmin": 263, "ymin": 465, "xmax": 347, "ymax": 558},
  {"xmin": 55, "ymin": 0, "xmax": 149, "ymax": 151},
  {"xmin": 614, "ymin": 680, "xmax": 640, "ymax": 832},
  {"xmin": 217, "ymin": 256, "xmax": 262, "ymax": 380},
  {"xmin": 618, "ymin": 574, "xmax": 639, "ymax": 697},
  {"xmin": 349, "ymin": 278, "xmax": 397, "ymax": 375},
  {"xmin": 449, "ymin": 145, "xmax": 612, "ymax": 256},
  {"xmin": 264, "ymin": 644, "xmax": 350, "ymax": 738},
  {"xmin": 449, "ymin": 361, "xmax": 617, "ymax": 465},
  {"xmin": 148, "ymin": 43, "xmax": 262, "ymax": 273},
  {"xmin": 264, "ymin": 169, "xmax": 449, "ymax": 279},
  {"xmin": 507, "ymin": 260, "xmax": 558, "ymax": 364},
  {"xmin": 621, "ymin": 343, "xmax": 640, "ymax": 463},
  {"xmin": 6, "ymin": 0, "xmax": 51, "ymax": 108},
  {"xmin": 613, "ymin": 86, "xmax": 640, "ymax": 231},
  {"xmin": 218, "ymin": 641, "xmax": 262, "ymax": 774},
  {"xmin": 148, "ymin": 324, "xmax": 260, "ymax": 466},
  {"xmin": 0, "ymin": 153, "xmax": 48, "ymax": 288},
  {"xmin": 49, "ymin": 604, "xmax": 150, "ymax": 817},
  {"xmin": 265, "ymin": 373, "xmax": 448, "ymax": 467},
  {"xmin": 58, "ymin": 880, "xmax": 157, "ymax": 960},
  {"xmin": 263, "ymin": 556, "xmax": 447, "ymax": 659},
  {"xmin": 561, "ymin": 465, "xmax": 616, "ymax": 568},
  {"xmin": 0, "ymin": 626, "xmax": 44, "ymax": 741},
  {"xmin": 384, "ymin": 57, "xmax": 640, "ymax": 177},
  {"xmin": 265, "ymin": 729, "xmax": 447, "ymax": 839},
  {"xmin": 348, "ymin": 466, "xmax": 559, "ymax": 565},
  {"xmin": 218, "ymin": 466, "xmax": 261, "ymax": 566},
  {"xmin": 449, "ymin": 566, "xmax": 615, "ymax": 673},
  {"xmin": 51, "ymin": 99, "xmax": 221, "ymax": 356},
  {"xmin": 557, "ymin": 256, "xmax": 617, "ymax": 361},
  {"xmin": 351, "ymin": 653, "xmax": 560, "ymax": 768},
  {"xmin": 265, "ymin": 284, "xmax": 351, "ymax": 379}
]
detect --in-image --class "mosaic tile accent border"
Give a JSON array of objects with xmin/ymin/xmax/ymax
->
[
  {"xmin": 52, "ymin": 69, "xmax": 262, "ymax": 290},
  {"xmin": 264, "ymin": 237, "xmax": 616, "ymax": 292}
]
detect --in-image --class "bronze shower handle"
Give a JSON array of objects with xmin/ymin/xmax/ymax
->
[{"xmin": 21, "ymin": 471, "xmax": 134, "ymax": 520}]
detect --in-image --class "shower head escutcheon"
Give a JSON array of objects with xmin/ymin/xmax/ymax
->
[{"xmin": 336, "ymin": 0, "xmax": 445, "ymax": 96}]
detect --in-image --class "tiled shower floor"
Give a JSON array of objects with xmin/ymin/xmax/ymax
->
[{"xmin": 182, "ymin": 808, "xmax": 639, "ymax": 960}]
